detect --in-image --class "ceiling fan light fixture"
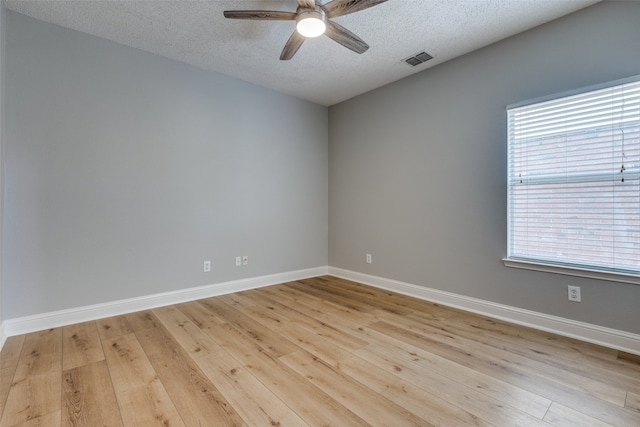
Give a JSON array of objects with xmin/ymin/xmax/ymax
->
[{"xmin": 296, "ymin": 10, "xmax": 326, "ymax": 38}]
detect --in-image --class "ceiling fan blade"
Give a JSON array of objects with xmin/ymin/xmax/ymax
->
[
  {"xmin": 296, "ymin": 0, "xmax": 317, "ymax": 8},
  {"xmin": 322, "ymin": 0, "xmax": 388, "ymax": 19},
  {"xmin": 223, "ymin": 10, "xmax": 297, "ymax": 20},
  {"xmin": 280, "ymin": 31, "xmax": 306, "ymax": 60},
  {"xmin": 325, "ymin": 20, "xmax": 369, "ymax": 54}
]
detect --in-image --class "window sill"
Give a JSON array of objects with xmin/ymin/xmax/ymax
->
[{"xmin": 502, "ymin": 258, "xmax": 640, "ymax": 285}]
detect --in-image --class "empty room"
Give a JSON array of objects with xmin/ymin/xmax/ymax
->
[{"xmin": 1, "ymin": 0, "xmax": 639, "ymax": 426}]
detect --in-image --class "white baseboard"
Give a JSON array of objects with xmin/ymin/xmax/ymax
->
[
  {"xmin": 0, "ymin": 321, "xmax": 6, "ymax": 352},
  {"xmin": 328, "ymin": 267, "xmax": 640, "ymax": 356},
  {"xmin": 3, "ymin": 266, "xmax": 638, "ymax": 357},
  {"xmin": 1, "ymin": 266, "xmax": 328, "ymax": 347}
]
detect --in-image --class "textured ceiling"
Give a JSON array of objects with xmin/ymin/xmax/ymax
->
[{"xmin": 4, "ymin": 0, "xmax": 600, "ymax": 106}]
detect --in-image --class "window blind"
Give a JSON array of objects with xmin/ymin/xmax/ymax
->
[{"xmin": 507, "ymin": 77, "xmax": 640, "ymax": 276}]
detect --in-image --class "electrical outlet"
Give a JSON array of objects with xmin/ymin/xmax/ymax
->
[
  {"xmin": 568, "ymin": 285, "xmax": 581, "ymax": 302},
  {"xmin": 366, "ymin": 254, "xmax": 372, "ymax": 264},
  {"xmin": 242, "ymin": 255, "xmax": 249, "ymax": 266},
  {"xmin": 235, "ymin": 256, "xmax": 242, "ymax": 267},
  {"xmin": 203, "ymin": 260, "xmax": 211, "ymax": 273}
]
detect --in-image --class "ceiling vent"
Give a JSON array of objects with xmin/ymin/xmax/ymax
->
[{"xmin": 404, "ymin": 51, "xmax": 433, "ymax": 66}]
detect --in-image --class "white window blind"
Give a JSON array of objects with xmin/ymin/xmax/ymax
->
[{"xmin": 507, "ymin": 77, "xmax": 640, "ymax": 278}]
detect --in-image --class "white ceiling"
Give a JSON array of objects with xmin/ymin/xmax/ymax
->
[{"xmin": 4, "ymin": 0, "xmax": 600, "ymax": 106}]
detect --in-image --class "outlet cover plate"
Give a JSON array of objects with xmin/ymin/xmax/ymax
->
[{"xmin": 568, "ymin": 285, "xmax": 581, "ymax": 302}]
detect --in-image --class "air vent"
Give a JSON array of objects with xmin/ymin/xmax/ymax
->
[{"xmin": 404, "ymin": 51, "xmax": 433, "ymax": 67}]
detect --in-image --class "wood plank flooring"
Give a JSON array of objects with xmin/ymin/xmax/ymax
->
[{"xmin": 1, "ymin": 276, "xmax": 639, "ymax": 426}]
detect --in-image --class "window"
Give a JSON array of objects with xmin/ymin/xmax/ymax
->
[{"xmin": 505, "ymin": 77, "xmax": 640, "ymax": 283}]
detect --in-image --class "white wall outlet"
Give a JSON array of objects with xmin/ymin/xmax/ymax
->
[
  {"xmin": 242, "ymin": 255, "xmax": 249, "ymax": 266},
  {"xmin": 235, "ymin": 256, "xmax": 242, "ymax": 267},
  {"xmin": 568, "ymin": 285, "xmax": 581, "ymax": 302},
  {"xmin": 366, "ymin": 254, "xmax": 372, "ymax": 264},
  {"xmin": 203, "ymin": 260, "xmax": 211, "ymax": 273}
]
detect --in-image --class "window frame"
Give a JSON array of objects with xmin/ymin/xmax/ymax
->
[{"xmin": 502, "ymin": 75, "xmax": 640, "ymax": 285}]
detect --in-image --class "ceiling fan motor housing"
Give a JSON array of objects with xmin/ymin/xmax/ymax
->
[{"xmin": 296, "ymin": 7, "xmax": 327, "ymax": 38}]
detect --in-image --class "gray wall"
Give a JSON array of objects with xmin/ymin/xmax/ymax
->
[
  {"xmin": 3, "ymin": 11, "xmax": 328, "ymax": 319},
  {"xmin": 329, "ymin": 1, "xmax": 640, "ymax": 334},
  {"xmin": 0, "ymin": 4, "xmax": 4, "ymax": 326}
]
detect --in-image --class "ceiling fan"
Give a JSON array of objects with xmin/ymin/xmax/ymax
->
[{"xmin": 223, "ymin": 0, "xmax": 388, "ymax": 60}]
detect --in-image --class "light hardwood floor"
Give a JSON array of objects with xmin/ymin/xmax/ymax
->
[{"xmin": 1, "ymin": 276, "xmax": 639, "ymax": 426}]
